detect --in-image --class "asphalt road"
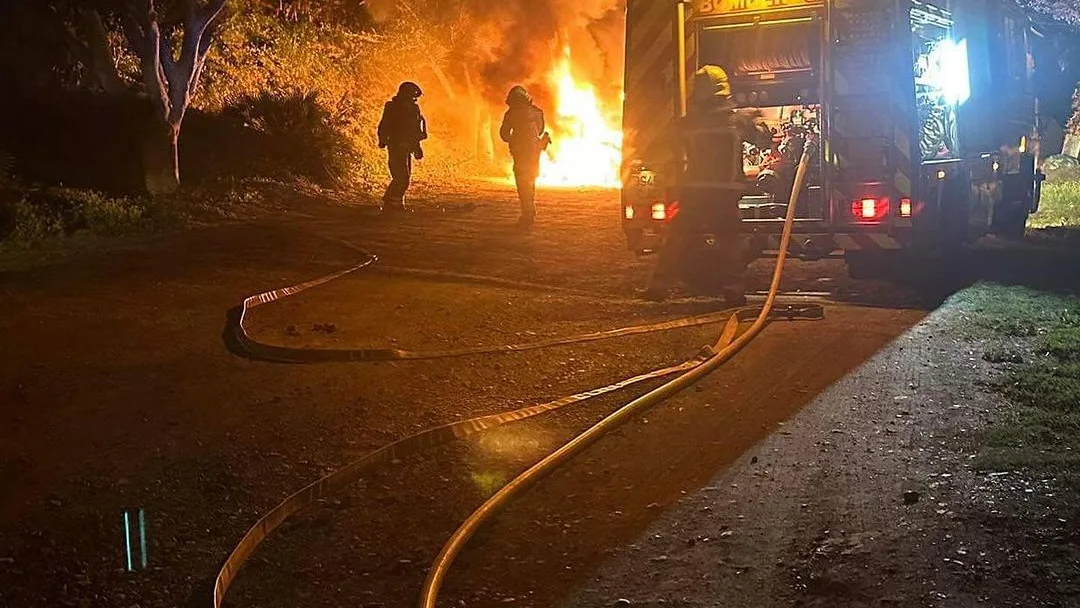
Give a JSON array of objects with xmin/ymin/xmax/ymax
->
[{"xmin": 0, "ymin": 185, "xmax": 927, "ymax": 608}]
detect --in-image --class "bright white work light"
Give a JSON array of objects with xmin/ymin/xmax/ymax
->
[{"xmin": 927, "ymin": 38, "xmax": 971, "ymax": 106}]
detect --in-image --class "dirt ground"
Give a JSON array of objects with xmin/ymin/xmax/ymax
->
[
  {"xmin": 0, "ymin": 183, "xmax": 1076, "ymax": 608},
  {"xmin": 566, "ymin": 302, "xmax": 1080, "ymax": 608}
]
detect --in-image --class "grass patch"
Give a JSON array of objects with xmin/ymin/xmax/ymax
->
[
  {"xmin": 1001, "ymin": 361, "xmax": 1080, "ymax": 412},
  {"xmin": 947, "ymin": 284, "xmax": 1080, "ymax": 338},
  {"xmin": 971, "ymin": 285, "xmax": 1080, "ymax": 483},
  {"xmin": 1041, "ymin": 327, "xmax": 1080, "ymax": 363},
  {"xmin": 0, "ymin": 186, "xmax": 186, "ymax": 249},
  {"xmin": 982, "ymin": 343, "xmax": 1025, "ymax": 364},
  {"xmin": 1030, "ymin": 180, "xmax": 1080, "ymax": 229}
]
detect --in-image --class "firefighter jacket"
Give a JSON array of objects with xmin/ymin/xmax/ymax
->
[
  {"xmin": 499, "ymin": 103, "xmax": 546, "ymax": 158},
  {"xmin": 378, "ymin": 96, "xmax": 428, "ymax": 150},
  {"xmin": 680, "ymin": 100, "xmax": 772, "ymax": 185}
]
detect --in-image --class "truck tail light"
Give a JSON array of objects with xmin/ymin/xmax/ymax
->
[
  {"xmin": 851, "ymin": 197, "xmax": 889, "ymax": 222},
  {"xmin": 624, "ymin": 205, "xmax": 635, "ymax": 220},
  {"xmin": 647, "ymin": 198, "xmax": 680, "ymax": 222},
  {"xmin": 899, "ymin": 198, "xmax": 913, "ymax": 218}
]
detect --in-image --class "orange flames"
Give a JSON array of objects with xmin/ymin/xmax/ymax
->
[{"xmin": 535, "ymin": 47, "xmax": 623, "ymax": 189}]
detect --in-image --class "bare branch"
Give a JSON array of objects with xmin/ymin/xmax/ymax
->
[
  {"xmin": 117, "ymin": 0, "xmax": 230, "ymax": 127},
  {"xmin": 123, "ymin": 0, "xmax": 171, "ymax": 122},
  {"xmin": 204, "ymin": 0, "xmax": 229, "ymax": 25},
  {"xmin": 167, "ymin": 0, "xmax": 228, "ymax": 122}
]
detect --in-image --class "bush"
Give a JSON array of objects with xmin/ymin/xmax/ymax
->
[
  {"xmin": 235, "ymin": 91, "xmax": 358, "ymax": 186},
  {"xmin": 0, "ymin": 186, "xmax": 163, "ymax": 247},
  {"xmin": 1042, "ymin": 154, "xmax": 1080, "ymax": 182}
]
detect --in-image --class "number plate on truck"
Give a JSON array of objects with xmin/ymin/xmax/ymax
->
[{"xmin": 693, "ymin": 0, "xmax": 823, "ymax": 17}]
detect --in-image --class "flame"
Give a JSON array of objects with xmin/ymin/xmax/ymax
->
[{"xmin": 536, "ymin": 47, "xmax": 623, "ymax": 189}]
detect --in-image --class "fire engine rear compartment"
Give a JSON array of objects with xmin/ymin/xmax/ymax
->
[
  {"xmin": 688, "ymin": 1, "xmax": 979, "ymax": 256},
  {"xmin": 621, "ymin": 0, "xmax": 1039, "ymax": 261},
  {"xmin": 695, "ymin": 14, "xmax": 828, "ymax": 226}
]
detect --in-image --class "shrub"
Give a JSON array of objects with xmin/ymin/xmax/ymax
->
[
  {"xmin": 235, "ymin": 90, "xmax": 358, "ymax": 186},
  {"xmin": 1042, "ymin": 154, "xmax": 1080, "ymax": 182},
  {"xmin": 0, "ymin": 186, "xmax": 162, "ymax": 247}
]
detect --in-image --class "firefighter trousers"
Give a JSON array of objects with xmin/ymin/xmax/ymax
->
[
  {"xmin": 512, "ymin": 152, "xmax": 540, "ymax": 221},
  {"xmin": 383, "ymin": 146, "xmax": 413, "ymax": 208},
  {"xmin": 647, "ymin": 187, "xmax": 746, "ymax": 301}
]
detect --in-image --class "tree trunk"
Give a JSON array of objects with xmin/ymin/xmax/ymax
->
[
  {"xmin": 142, "ymin": 120, "xmax": 181, "ymax": 195},
  {"xmin": 79, "ymin": 10, "xmax": 127, "ymax": 96},
  {"xmin": 122, "ymin": 0, "xmax": 228, "ymax": 195}
]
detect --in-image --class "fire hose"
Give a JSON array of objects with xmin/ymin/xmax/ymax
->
[
  {"xmin": 210, "ymin": 148, "xmax": 817, "ymax": 608},
  {"xmin": 418, "ymin": 146, "xmax": 815, "ymax": 608}
]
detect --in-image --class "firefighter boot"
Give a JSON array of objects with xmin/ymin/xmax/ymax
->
[{"xmin": 382, "ymin": 200, "xmax": 406, "ymax": 213}]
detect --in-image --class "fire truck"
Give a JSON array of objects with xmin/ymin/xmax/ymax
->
[{"xmin": 621, "ymin": 0, "xmax": 1045, "ymax": 278}]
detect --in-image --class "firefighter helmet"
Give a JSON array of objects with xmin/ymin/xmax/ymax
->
[
  {"xmin": 691, "ymin": 65, "xmax": 732, "ymax": 107},
  {"xmin": 506, "ymin": 85, "xmax": 532, "ymax": 106},
  {"xmin": 397, "ymin": 81, "xmax": 423, "ymax": 99}
]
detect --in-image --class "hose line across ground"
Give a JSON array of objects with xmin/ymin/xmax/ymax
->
[
  {"xmin": 418, "ymin": 147, "xmax": 816, "ymax": 608},
  {"xmin": 212, "ymin": 148, "xmax": 821, "ymax": 608},
  {"xmin": 238, "ymin": 271, "xmax": 768, "ymax": 362}
]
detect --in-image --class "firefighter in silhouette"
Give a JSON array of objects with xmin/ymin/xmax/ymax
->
[
  {"xmin": 378, "ymin": 81, "xmax": 428, "ymax": 211},
  {"xmin": 499, "ymin": 85, "xmax": 550, "ymax": 226},
  {"xmin": 644, "ymin": 66, "xmax": 772, "ymax": 304}
]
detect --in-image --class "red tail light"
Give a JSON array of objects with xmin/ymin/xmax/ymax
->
[
  {"xmin": 851, "ymin": 197, "xmax": 889, "ymax": 222},
  {"xmin": 899, "ymin": 198, "xmax": 913, "ymax": 218},
  {"xmin": 650, "ymin": 191, "xmax": 679, "ymax": 222},
  {"xmin": 665, "ymin": 199, "xmax": 679, "ymax": 221}
]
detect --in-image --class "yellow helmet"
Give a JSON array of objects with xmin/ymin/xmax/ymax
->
[{"xmin": 691, "ymin": 65, "xmax": 732, "ymax": 106}]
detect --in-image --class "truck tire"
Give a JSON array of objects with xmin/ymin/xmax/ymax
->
[
  {"xmin": 993, "ymin": 155, "xmax": 1036, "ymax": 240},
  {"xmin": 993, "ymin": 199, "xmax": 1029, "ymax": 240}
]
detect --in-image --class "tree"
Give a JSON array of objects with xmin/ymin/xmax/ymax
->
[
  {"xmin": 1018, "ymin": 0, "xmax": 1080, "ymax": 26},
  {"xmin": 118, "ymin": 0, "xmax": 228, "ymax": 194},
  {"xmin": 59, "ymin": 7, "xmax": 128, "ymax": 95}
]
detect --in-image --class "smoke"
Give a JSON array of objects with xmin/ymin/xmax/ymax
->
[
  {"xmin": 467, "ymin": 0, "xmax": 624, "ymax": 104},
  {"xmin": 368, "ymin": 0, "xmax": 625, "ymax": 105}
]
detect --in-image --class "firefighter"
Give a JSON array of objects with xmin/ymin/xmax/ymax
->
[
  {"xmin": 499, "ymin": 85, "xmax": 550, "ymax": 226},
  {"xmin": 378, "ymin": 81, "xmax": 428, "ymax": 212},
  {"xmin": 644, "ymin": 65, "xmax": 770, "ymax": 305}
]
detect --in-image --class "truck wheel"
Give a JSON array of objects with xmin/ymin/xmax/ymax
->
[
  {"xmin": 993, "ymin": 158, "xmax": 1035, "ymax": 240},
  {"xmin": 993, "ymin": 199, "xmax": 1029, "ymax": 240}
]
